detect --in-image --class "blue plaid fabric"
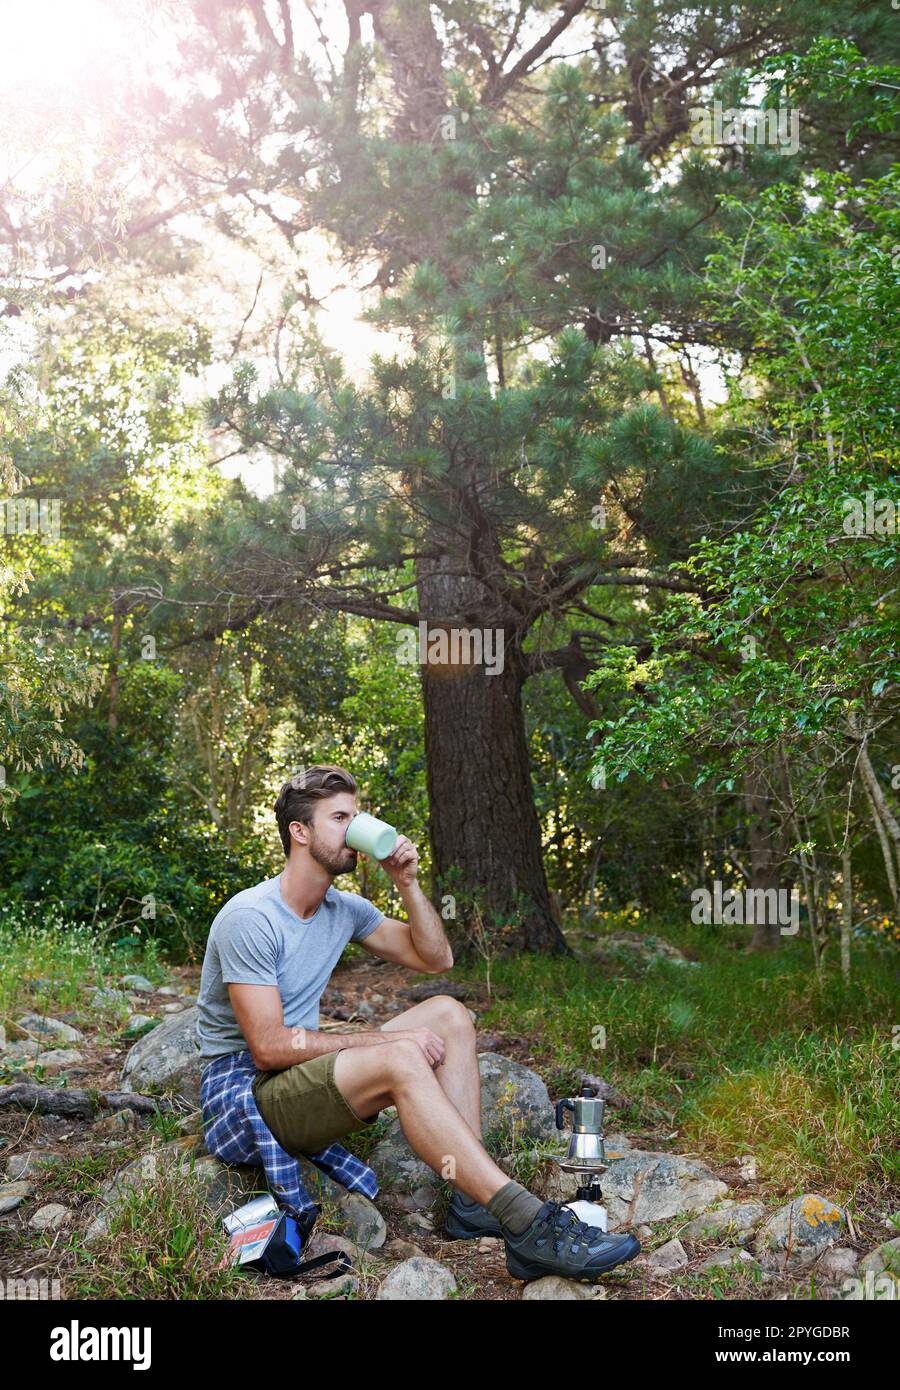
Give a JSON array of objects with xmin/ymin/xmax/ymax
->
[{"xmin": 199, "ymin": 1048, "xmax": 380, "ymax": 1225}]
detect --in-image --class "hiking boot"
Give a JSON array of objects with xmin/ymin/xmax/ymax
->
[
  {"xmin": 502, "ymin": 1200, "xmax": 641, "ymax": 1282},
  {"xmin": 442, "ymin": 1190, "xmax": 504, "ymax": 1240}
]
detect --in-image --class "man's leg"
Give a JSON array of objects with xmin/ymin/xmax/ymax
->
[
  {"xmin": 377, "ymin": 995, "xmax": 482, "ymax": 1139},
  {"xmin": 332, "ymin": 1036, "xmax": 512, "ymax": 1207}
]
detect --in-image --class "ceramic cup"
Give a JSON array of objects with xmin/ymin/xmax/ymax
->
[{"xmin": 345, "ymin": 811, "xmax": 399, "ymax": 860}]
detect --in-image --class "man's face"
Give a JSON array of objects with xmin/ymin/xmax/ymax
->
[{"xmin": 297, "ymin": 791, "xmax": 359, "ymax": 877}]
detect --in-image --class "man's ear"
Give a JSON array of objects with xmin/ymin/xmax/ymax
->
[{"xmin": 289, "ymin": 819, "xmax": 309, "ymax": 848}]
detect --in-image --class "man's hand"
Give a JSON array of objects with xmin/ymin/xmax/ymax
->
[
  {"xmin": 381, "ymin": 1026, "xmax": 445, "ymax": 1068},
  {"xmin": 380, "ymin": 834, "xmax": 419, "ymax": 889}
]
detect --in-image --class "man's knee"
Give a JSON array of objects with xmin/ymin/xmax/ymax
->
[
  {"xmin": 426, "ymin": 994, "xmax": 476, "ymax": 1036},
  {"xmin": 380, "ymin": 1036, "xmax": 433, "ymax": 1079}
]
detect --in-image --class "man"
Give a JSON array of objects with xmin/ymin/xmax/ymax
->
[{"xmin": 196, "ymin": 764, "xmax": 640, "ymax": 1282}]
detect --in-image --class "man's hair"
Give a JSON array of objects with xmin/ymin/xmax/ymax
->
[{"xmin": 274, "ymin": 765, "xmax": 358, "ymax": 857}]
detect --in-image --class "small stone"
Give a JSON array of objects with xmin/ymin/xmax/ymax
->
[
  {"xmin": 522, "ymin": 1276, "xmax": 607, "ymax": 1300},
  {"xmin": 91, "ymin": 987, "xmax": 130, "ymax": 1008},
  {"xmin": 644, "ymin": 1237, "xmax": 689, "ymax": 1272},
  {"xmin": 29, "ymin": 1203, "xmax": 69, "ymax": 1232},
  {"xmin": 306, "ymin": 1273, "xmax": 358, "ymax": 1298},
  {"xmin": 737, "ymin": 1155, "xmax": 758, "ymax": 1182},
  {"xmin": 120, "ymin": 975, "xmax": 155, "ymax": 993},
  {"xmin": 93, "ymin": 1109, "xmax": 139, "ymax": 1136},
  {"xmin": 376, "ymin": 1256, "xmax": 457, "ymax": 1300},
  {"xmin": 14, "ymin": 1013, "xmax": 83, "ymax": 1044},
  {"xmin": 5, "ymin": 1150, "xmax": 62, "ymax": 1181},
  {"xmin": 160, "ymin": 1003, "xmax": 188, "ymax": 1015},
  {"xmin": 36, "ymin": 1049, "xmax": 85, "ymax": 1073},
  {"xmin": 1, "ymin": 1040, "xmax": 40, "ymax": 1060},
  {"xmin": 156, "ymin": 986, "xmax": 179, "ymax": 996},
  {"xmin": 0, "ymin": 1181, "xmax": 34, "ymax": 1213},
  {"xmin": 701, "ymin": 1249, "xmax": 760, "ymax": 1272}
]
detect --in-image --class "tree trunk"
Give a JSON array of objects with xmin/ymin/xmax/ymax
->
[{"xmin": 416, "ymin": 585, "xmax": 568, "ymax": 956}]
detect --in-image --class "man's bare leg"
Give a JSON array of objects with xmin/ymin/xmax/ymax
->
[
  {"xmin": 378, "ymin": 995, "xmax": 482, "ymax": 1139},
  {"xmin": 333, "ymin": 1038, "xmax": 512, "ymax": 1207}
]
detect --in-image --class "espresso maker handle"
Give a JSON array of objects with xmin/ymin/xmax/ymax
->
[{"xmin": 555, "ymin": 1097, "xmax": 575, "ymax": 1131}]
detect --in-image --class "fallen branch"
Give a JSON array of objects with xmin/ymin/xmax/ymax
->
[{"xmin": 0, "ymin": 1084, "xmax": 182, "ymax": 1119}]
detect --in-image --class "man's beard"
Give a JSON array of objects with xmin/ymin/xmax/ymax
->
[{"xmin": 308, "ymin": 832, "xmax": 357, "ymax": 878}]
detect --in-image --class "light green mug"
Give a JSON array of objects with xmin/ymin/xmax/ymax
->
[{"xmin": 345, "ymin": 811, "xmax": 398, "ymax": 860}]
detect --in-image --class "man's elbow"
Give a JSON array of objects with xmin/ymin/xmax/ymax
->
[{"xmin": 427, "ymin": 953, "xmax": 454, "ymax": 974}]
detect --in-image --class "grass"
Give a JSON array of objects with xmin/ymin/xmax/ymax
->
[{"xmin": 447, "ymin": 908, "xmax": 900, "ymax": 1203}]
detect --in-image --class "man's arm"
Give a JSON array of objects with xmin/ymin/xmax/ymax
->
[
  {"xmin": 228, "ymin": 983, "xmax": 396, "ymax": 1071},
  {"xmin": 359, "ymin": 837, "xmax": 453, "ymax": 972}
]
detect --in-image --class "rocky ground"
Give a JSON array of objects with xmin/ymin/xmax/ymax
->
[{"xmin": 1, "ymin": 951, "xmax": 897, "ymax": 1301}]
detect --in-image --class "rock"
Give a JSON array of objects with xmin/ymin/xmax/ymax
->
[
  {"xmin": 91, "ymin": 988, "xmax": 131, "ymax": 1008},
  {"xmin": 157, "ymin": 986, "xmax": 179, "ymax": 996},
  {"xmin": 574, "ymin": 1073, "xmax": 630, "ymax": 1110},
  {"xmin": 404, "ymin": 1211, "xmax": 434, "ymax": 1233},
  {"xmin": 367, "ymin": 1120, "xmax": 441, "ymax": 1211},
  {"xmin": 586, "ymin": 933, "xmax": 699, "ymax": 972},
  {"xmin": 176, "ymin": 1110, "xmax": 203, "ymax": 1136},
  {"xmin": 752, "ymin": 1195, "xmax": 847, "ymax": 1273},
  {"xmin": 36, "ymin": 1049, "xmax": 85, "ymax": 1074},
  {"xmin": 160, "ymin": 1003, "xmax": 188, "ymax": 1015},
  {"xmin": 120, "ymin": 975, "xmax": 155, "ymax": 993},
  {"xmin": 382, "ymin": 1238, "xmax": 426, "ymax": 1260},
  {"xmin": 305, "ymin": 1273, "xmax": 358, "ymax": 1299},
  {"xmin": 14, "ymin": 1013, "xmax": 83, "ymax": 1044},
  {"xmin": 0, "ymin": 1181, "xmax": 34, "ymax": 1213},
  {"xmin": 643, "ymin": 1238, "xmax": 689, "ymax": 1272},
  {"xmin": 403, "ymin": 980, "xmax": 473, "ymax": 1004},
  {"xmin": 120, "ymin": 1006, "xmax": 203, "ymax": 1105},
  {"xmin": 857, "ymin": 1236, "xmax": 900, "ymax": 1294},
  {"xmin": 815, "ymin": 1247, "xmax": 859, "ymax": 1282},
  {"xmin": 305, "ymin": 1232, "xmax": 363, "ymax": 1266},
  {"xmin": 354, "ymin": 1000, "xmax": 378, "ymax": 1020},
  {"xmin": 701, "ymin": 1249, "xmax": 761, "ymax": 1273},
  {"xmin": 292, "ymin": 1158, "xmax": 386, "ymax": 1250},
  {"xmin": 521, "ymin": 1277, "xmax": 607, "ymax": 1300},
  {"xmin": 680, "ymin": 1200, "xmax": 766, "ymax": 1246},
  {"xmin": 0, "ymin": 1025, "xmax": 5, "ymax": 1048},
  {"xmin": 737, "ymin": 1155, "xmax": 757, "ymax": 1182},
  {"xmin": 5, "ymin": 1150, "xmax": 62, "ymax": 1181},
  {"xmin": 83, "ymin": 1139, "xmax": 263, "ymax": 1245},
  {"xmin": 376, "ymin": 1256, "xmax": 457, "ymax": 1300},
  {"xmin": 478, "ymin": 1052, "xmax": 556, "ymax": 1145},
  {"xmin": 580, "ymin": 1150, "xmax": 729, "ymax": 1227},
  {"xmin": 124, "ymin": 1015, "xmax": 159, "ymax": 1039},
  {"xmin": 636, "ymin": 1224, "xmax": 653, "ymax": 1240},
  {"xmin": 92, "ymin": 1109, "xmax": 139, "ymax": 1136},
  {"xmin": 1, "ymin": 1040, "xmax": 40, "ymax": 1061},
  {"xmin": 28, "ymin": 1203, "xmax": 69, "ymax": 1231}
]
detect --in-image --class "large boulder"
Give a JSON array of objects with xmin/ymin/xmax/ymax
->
[
  {"xmin": 752, "ymin": 1195, "xmax": 847, "ymax": 1273},
  {"xmin": 120, "ymin": 1007, "xmax": 203, "ymax": 1105},
  {"xmin": 572, "ymin": 1150, "xmax": 729, "ymax": 1228}
]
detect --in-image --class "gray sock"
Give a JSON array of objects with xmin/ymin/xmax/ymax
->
[{"xmin": 486, "ymin": 1180, "xmax": 544, "ymax": 1235}]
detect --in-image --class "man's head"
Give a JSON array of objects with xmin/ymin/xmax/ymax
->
[{"xmin": 274, "ymin": 765, "xmax": 359, "ymax": 877}]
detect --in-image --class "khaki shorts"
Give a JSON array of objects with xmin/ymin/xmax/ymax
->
[{"xmin": 251, "ymin": 1049, "xmax": 382, "ymax": 1155}]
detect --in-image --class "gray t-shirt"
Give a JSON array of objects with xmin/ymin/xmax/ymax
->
[{"xmin": 195, "ymin": 874, "xmax": 385, "ymax": 1064}]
